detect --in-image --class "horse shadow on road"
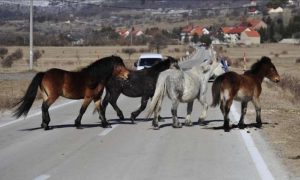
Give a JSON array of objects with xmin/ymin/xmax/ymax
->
[{"xmin": 203, "ymin": 121, "xmax": 273, "ymax": 131}]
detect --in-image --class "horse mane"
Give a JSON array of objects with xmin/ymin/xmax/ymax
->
[
  {"xmin": 146, "ymin": 57, "xmax": 175, "ymax": 73},
  {"xmin": 248, "ymin": 56, "xmax": 272, "ymax": 74},
  {"xmin": 81, "ymin": 55, "xmax": 125, "ymax": 84}
]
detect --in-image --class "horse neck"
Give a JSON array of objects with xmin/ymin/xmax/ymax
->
[
  {"xmin": 245, "ymin": 68, "xmax": 266, "ymax": 84},
  {"xmin": 149, "ymin": 61, "xmax": 170, "ymax": 74},
  {"xmin": 189, "ymin": 64, "xmax": 211, "ymax": 81}
]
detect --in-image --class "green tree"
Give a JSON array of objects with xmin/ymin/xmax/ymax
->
[
  {"xmin": 199, "ymin": 34, "xmax": 212, "ymax": 46},
  {"xmin": 191, "ymin": 33, "xmax": 200, "ymax": 43}
]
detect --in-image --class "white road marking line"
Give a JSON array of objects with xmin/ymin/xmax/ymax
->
[
  {"xmin": 33, "ymin": 174, "xmax": 50, "ymax": 180},
  {"xmin": 98, "ymin": 124, "xmax": 119, "ymax": 136},
  {"xmin": 0, "ymin": 100, "xmax": 78, "ymax": 128},
  {"xmin": 231, "ymin": 104, "xmax": 274, "ymax": 180}
]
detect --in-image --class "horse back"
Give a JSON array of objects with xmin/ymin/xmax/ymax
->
[
  {"xmin": 41, "ymin": 68, "xmax": 89, "ymax": 99},
  {"xmin": 220, "ymin": 71, "xmax": 261, "ymax": 101}
]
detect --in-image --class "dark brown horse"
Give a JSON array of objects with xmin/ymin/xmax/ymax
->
[
  {"xmin": 13, "ymin": 55, "xmax": 129, "ymax": 130},
  {"xmin": 211, "ymin": 56, "xmax": 280, "ymax": 132}
]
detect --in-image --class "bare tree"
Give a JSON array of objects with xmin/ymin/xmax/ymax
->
[{"xmin": 148, "ymin": 33, "xmax": 168, "ymax": 53}]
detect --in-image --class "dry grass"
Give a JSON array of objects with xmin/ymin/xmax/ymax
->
[
  {"xmin": 0, "ymin": 80, "xmax": 31, "ymax": 110},
  {"xmin": 0, "ymin": 45, "xmax": 186, "ymax": 72}
]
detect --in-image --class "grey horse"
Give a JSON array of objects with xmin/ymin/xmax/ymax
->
[{"xmin": 147, "ymin": 46, "xmax": 220, "ymax": 130}]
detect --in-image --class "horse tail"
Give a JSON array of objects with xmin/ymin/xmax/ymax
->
[
  {"xmin": 13, "ymin": 72, "xmax": 45, "ymax": 118},
  {"xmin": 146, "ymin": 73, "xmax": 168, "ymax": 119},
  {"xmin": 211, "ymin": 75, "xmax": 224, "ymax": 107}
]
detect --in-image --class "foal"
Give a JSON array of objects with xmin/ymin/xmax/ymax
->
[{"xmin": 211, "ymin": 56, "xmax": 280, "ymax": 132}]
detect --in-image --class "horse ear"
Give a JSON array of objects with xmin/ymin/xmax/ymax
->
[{"xmin": 261, "ymin": 56, "xmax": 271, "ymax": 63}]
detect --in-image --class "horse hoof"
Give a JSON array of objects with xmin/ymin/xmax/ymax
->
[
  {"xmin": 44, "ymin": 126, "xmax": 52, "ymax": 130},
  {"xmin": 119, "ymin": 115, "xmax": 125, "ymax": 120},
  {"xmin": 198, "ymin": 118, "xmax": 207, "ymax": 126},
  {"xmin": 256, "ymin": 123, "xmax": 262, "ymax": 128},
  {"xmin": 238, "ymin": 123, "xmax": 246, "ymax": 129},
  {"xmin": 153, "ymin": 126, "xmax": 160, "ymax": 130},
  {"xmin": 158, "ymin": 116, "xmax": 165, "ymax": 122},
  {"xmin": 173, "ymin": 124, "xmax": 182, "ymax": 128},
  {"xmin": 184, "ymin": 121, "xmax": 193, "ymax": 127}
]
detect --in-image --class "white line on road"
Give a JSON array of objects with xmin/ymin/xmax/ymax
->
[
  {"xmin": 98, "ymin": 124, "xmax": 119, "ymax": 136},
  {"xmin": 0, "ymin": 100, "xmax": 78, "ymax": 128},
  {"xmin": 231, "ymin": 105, "xmax": 274, "ymax": 180},
  {"xmin": 33, "ymin": 174, "xmax": 50, "ymax": 180}
]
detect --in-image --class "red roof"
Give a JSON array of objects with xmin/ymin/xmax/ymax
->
[
  {"xmin": 244, "ymin": 30, "xmax": 260, "ymax": 37},
  {"xmin": 228, "ymin": 26, "xmax": 247, "ymax": 34},
  {"xmin": 221, "ymin": 27, "xmax": 232, "ymax": 34},
  {"xmin": 191, "ymin": 26, "xmax": 204, "ymax": 36},
  {"xmin": 248, "ymin": 19, "xmax": 261, "ymax": 27},
  {"xmin": 182, "ymin": 25, "xmax": 194, "ymax": 33}
]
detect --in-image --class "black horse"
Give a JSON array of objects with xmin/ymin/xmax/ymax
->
[{"xmin": 101, "ymin": 56, "xmax": 179, "ymax": 124}]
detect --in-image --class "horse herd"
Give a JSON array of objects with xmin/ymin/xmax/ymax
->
[{"xmin": 12, "ymin": 46, "xmax": 280, "ymax": 132}]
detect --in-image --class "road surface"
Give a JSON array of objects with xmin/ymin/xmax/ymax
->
[{"xmin": 0, "ymin": 47, "xmax": 289, "ymax": 180}]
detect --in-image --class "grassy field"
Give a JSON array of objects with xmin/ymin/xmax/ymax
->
[
  {"xmin": 0, "ymin": 45, "xmax": 188, "ymax": 72},
  {"xmin": 0, "ymin": 43, "xmax": 300, "ymax": 177}
]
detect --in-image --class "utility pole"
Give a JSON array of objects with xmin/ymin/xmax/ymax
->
[{"xmin": 29, "ymin": 0, "xmax": 33, "ymax": 70}]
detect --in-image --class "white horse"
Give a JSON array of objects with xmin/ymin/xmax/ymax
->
[{"xmin": 147, "ymin": 46, "xmax": 219, "ymax": 129}]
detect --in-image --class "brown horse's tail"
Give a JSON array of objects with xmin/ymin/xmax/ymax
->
[
  {"xmin": 13, "ymin": 72, "xmax": 44, "ymax": 118},
  {"xmin": 211, "ymin": 75, "xmax": 224, "ymax": 107}
]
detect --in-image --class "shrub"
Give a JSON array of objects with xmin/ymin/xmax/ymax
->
[
  {"xmin": 278, "ymin": 74, "xmax": 300, "ymax": 102},
  {"xmin": 295, "ymin": 58, "xmax": 300, "ymax": 64},
  {"xmin": 11, "ymin": 48, "xmax": 23, "ymax": 60},
  {"xmin": 33, "ymin": 50, "xmax": 42, "ymax": 64},
  {"xmin": 281, "ymin": 50, "xmax": 288, "ymax": 55},
  {"xmin": 1, "ymin": 48, "xmax": 23, "ymax": 68},
  {"xmin": 0, "ymin": 47, "xmax": 8, "ymax": 58}
]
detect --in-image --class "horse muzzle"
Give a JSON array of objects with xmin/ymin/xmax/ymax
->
[
  {"xmin": 273, "ymin": 76, "xmax": 280, "ymax": 83},
  {"xmin": 119, "ymin": 69, "xmax": 129, "ymax": 80}
]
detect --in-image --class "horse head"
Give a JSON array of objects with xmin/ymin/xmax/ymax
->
[
  {"xmin": 261, "ymin": 56, "xmax": 280, "ymax": 83},
  {"xmin": 111, "ymin": 56, "xmax": 129, "ymax": 80},
  {"xmin": 165, "ymin": 56, "xmax": 180, "ymax": 69}
]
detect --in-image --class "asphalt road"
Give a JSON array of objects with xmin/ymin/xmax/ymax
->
[{"xmin": 0, "ymin": 47, "xmax": 289, "ymax": 180}]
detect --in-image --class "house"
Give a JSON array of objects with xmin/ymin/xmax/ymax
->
[
  {"xmin": 131, "ymin": 29, "xmax": 144, "ymax": 37},
  {"xmin": 117, "ymin": 29, "xmax": 130, "ymax": 38},
  {"xmin": 116, "ymin": 28, "xmax": 144, "ymax": 38},
  {"xmin": 247, "ymin": 19, "xmax": 267, "ymax": 30},
  {"xmin": 240, "ymin": 30, "xmax": 260, "ymax": 44},
  {"xmin": 220, "ymin": 26, "xmax": 250, "ymax": 44},
  {"xmin": 180, "ymin": 25, "xmax": 209, "ymax": 42},
  {"xmin": 268, "ymin": 7, "xmax": 284, "ymax": 14}
]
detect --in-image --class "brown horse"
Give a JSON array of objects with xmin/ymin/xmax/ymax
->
[
  {"xmin": 13, "ymin": 55, "xmax": 129, "ymax": 130},
  {"xmin": 211, "ymin": 56, "xmax": 280, "ymax": 132}
]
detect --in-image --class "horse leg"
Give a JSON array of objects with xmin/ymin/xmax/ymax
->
[
  {"xmin": 198, "ymin": 93, "xmax": 208, "ymax": 125},
  {"xmin": 74, "ymin": 97, "xmax": 92, "ymax": 129},
  {"xmin": 252, "ymin": 98, "xmax": 262, "ymax": 128},
  {"xmin": 171, "ymin": 101, "xmax": 182, "ymax": 128},
  {"xmin": 131, "ymin": 96, "xmax": 148, "ymax": 124},
  {"xmin": 94, "ymin": 98, "xmax": 112, "ymax": 128},
  {"xmin": 41, "ymin": 101, "xmax": 51, "ymax": 130},
  {"xmin": 185, "ymin": 101, "xmax": 193, "ymax": 126},
  {"xmin": 223, "ymin": 99, "xmax": 233, "ymax": 132},
  {"xmin": 152, "ymin": 100, "xmax": 163, "ymax": 130},
  {"xmin": 109, "ymin": 92, "xmax": 124, "ymax": 120},
  {"xmin": 41, "ymin": 96, "xmax": 57, "ymax": 130},
  {"xmin": 238, "ymin": 102, "xmax": 248, "ymax": 129},
  {"xmin": 100, "ymin": 91, "xmax": 110, "ymax": 122}
]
